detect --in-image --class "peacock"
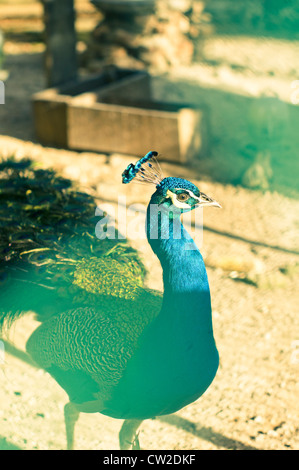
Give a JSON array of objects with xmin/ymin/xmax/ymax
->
[{"xmin": 0, "ymin": 151, "xmax": 220, "ymax": 450}]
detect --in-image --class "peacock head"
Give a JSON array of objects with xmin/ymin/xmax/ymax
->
[
  {"xmin": 153, "ymin": 177, "xmax": 221, "ymax": 214},
  {"xmin": 122, "ymin": 151, "xmax": 221, "ymax": 216}
]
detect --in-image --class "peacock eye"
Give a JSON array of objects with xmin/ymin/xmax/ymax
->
[{"xmin": 176, "ymin": 192, "xmax": 189, "ymax": 202}]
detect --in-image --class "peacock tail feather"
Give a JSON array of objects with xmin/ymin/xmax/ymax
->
[{"xmin": 0, "ymin": 156, "xmax": 146, "ymax": 330}]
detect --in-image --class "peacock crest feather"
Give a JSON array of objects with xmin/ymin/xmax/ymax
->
[{"xmin": 122, "ymin": 151, "xmax": 163, "ymax": 186}]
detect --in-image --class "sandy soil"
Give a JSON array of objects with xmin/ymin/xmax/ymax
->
[{"xmin": 0, "ymin": 1, "xmax": 299, "ymax": 451}]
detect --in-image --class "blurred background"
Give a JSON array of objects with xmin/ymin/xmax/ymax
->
[{"xmin": 0, "ymin": 0, "xmax": 298, "ymax": 451}]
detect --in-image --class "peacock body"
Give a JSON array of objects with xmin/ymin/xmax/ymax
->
[{"xmin": 0, "ymin": 152, "xmax": 220, "ymax": 449}]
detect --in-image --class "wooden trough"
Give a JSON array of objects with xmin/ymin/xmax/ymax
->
[{"xmin": 32, "ymin": 68, "xmax": 207, "ymax": 163}]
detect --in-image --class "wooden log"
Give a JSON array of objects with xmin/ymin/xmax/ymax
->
[{"xmin": 42, "ymin": 0, "xmax": 78, "ymax": 87}]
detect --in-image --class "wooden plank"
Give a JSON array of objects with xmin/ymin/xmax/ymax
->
[
  {"xmin": 32, "ymin": 71, "xmax": 207, "ymax": 162},
  {"xmin": 67, "ymin": 100, "xmax": 204, "ymax": 162},
  {"xmin": 32, "ymin": 93, "xmax": 69, "ymax": 147}
]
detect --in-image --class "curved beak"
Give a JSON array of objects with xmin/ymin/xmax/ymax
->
[{"xmin": 195, "ymin": 192, "xmax": 222, "ymax": 208}]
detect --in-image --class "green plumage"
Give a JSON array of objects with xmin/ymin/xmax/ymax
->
[
  {"xmin": 73, "ymin": 255, "xmax": 143, "ymax": 301},
  {"xmin": 0, "ymin": 157, "xmax": 146, "ymax": 329},
  {"xmin": 27, "ymin": 289, "xmax": 161, "ymax": 404}
]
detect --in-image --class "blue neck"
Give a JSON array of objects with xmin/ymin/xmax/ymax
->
[{"xmin": 146, "ymin": 201, "xmax": 213, "ymax": 332}]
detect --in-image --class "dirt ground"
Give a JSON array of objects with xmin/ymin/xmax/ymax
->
[{"xmin": 0, "ymin": 1, "xmax": 299, "ymax": 451}]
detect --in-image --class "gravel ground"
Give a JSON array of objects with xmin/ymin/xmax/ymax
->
[{"xmin": 0, "ymin": 18, "xmax": 299, "ymax": 451}]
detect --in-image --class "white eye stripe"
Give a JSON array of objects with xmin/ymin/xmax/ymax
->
[
  {"xmin": 173, "ymin": 188, "xmax": 200, "ymax": 200},
  {"xmin": 166, "ymin": 189, "xmax": 192, "ymax": 209},
  {"xmin": 166, "ymin": 188, "xmax": 221, "ymax": 209}
]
